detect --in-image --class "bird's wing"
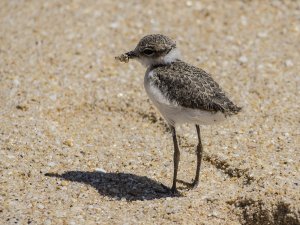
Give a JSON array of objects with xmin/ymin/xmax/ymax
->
[{"xmin": 150, "ymin": 61, "xmax": 241, "ymax": 115}]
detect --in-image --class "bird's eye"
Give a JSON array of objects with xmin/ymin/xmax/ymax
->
[{"xmin": 143, "ymin": 49, "xmax": 154, "ymax": 55}]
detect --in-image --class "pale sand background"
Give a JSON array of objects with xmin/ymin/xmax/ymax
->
[{"xmin": 0, "ymin": 0, "xmax": 299, "ymax": 224}]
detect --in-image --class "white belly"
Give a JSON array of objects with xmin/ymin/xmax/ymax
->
[{"xmin": 144, "ymin": 72, "xmax": 226, "ymax": 126}]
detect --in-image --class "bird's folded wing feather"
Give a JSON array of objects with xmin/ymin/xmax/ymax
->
[{"xmin": 150, "ymin": 61, "xmax": 241, "ymax": 115}]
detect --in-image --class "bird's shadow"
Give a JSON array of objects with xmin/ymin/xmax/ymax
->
[{"xmin": 45, "ymin": 171, "xmax": 179, "ymax": 201}]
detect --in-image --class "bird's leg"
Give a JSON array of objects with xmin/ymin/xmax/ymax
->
[
  {"xmin": 192, "ymin": 124, "xmax": 203, "ymax": 189},
  {"xmin": 171, "ymin": 125, "xmax": 180, "ymax": 193}
]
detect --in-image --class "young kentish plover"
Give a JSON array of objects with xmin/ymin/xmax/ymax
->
[{"xmin": 116, "ymin": 34, "xmax": 241, "ymax": 193}]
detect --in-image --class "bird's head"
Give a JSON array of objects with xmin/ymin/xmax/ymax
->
[{"xmin": 116, "ymin": 34, "xmax": 181, "ymax": 67}]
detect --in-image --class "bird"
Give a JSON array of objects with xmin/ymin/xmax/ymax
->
[{"xmin": 115, "ymin": 34, "xmax": 241, "ymax": 193}]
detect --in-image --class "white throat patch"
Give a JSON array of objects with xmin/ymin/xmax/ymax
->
[{"xmin": 163, "ymin": 48, "xmax": 181, "ymax": 64}]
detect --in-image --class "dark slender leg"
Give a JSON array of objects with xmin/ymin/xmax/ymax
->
[
  {"xmin": 171, "ymin": 125, "xmax": 180, "ymax": 193},
  {"xmin": 192, "ymin": 124, "xmax": 203, "ymax": 188}
]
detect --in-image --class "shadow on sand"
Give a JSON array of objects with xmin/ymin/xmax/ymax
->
[{"xmin": 45, "ymin": 171, "xmax": 179, "ymax": 201}]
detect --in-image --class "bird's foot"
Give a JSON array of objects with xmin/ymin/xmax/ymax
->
[
  {"xmin": 171, "ymin": 186, "xmax": 179, "ymax": 195},
  {"xmin": 177, "ymin": 179, "xmax": 199, "ymax": 190},
  {"xmin": 189, "ymin": 180, "xmax": 199, "ymax": 190}
]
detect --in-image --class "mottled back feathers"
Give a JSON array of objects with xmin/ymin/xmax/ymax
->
[{"xmin": 149, "ymin": 60, "xmax": 241, "ymax": 116}]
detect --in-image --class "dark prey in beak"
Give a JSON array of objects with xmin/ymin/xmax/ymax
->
[{"xmin": 115, "ymin": 50, "xmax": 137, "ymax": 63}]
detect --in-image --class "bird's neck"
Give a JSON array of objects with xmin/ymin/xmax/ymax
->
[{"xmin": 162, "ymin": 48, "xmax": 181, "ymax": 64}]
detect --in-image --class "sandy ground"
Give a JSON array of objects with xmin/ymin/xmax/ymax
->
[{"xmin": 0, "ymin": 0, "xmax": 299, "ymax": 224}]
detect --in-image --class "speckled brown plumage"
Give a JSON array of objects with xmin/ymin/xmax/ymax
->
[
  {"xmin": 136, "ymin": 34, "xmax": 176, "ymax": 53},
  {"xmin": 149, "ymin": 60, "xmax": 241, "ymax": 116}
]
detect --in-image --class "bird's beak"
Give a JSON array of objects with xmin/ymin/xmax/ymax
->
[
  {"xmin": 115, "ymin": 50, "xmax": 137, "ymax": 63},
  {"xmin": 125, "ymin": 50, "xmax": 137, "ymax": 59}
]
